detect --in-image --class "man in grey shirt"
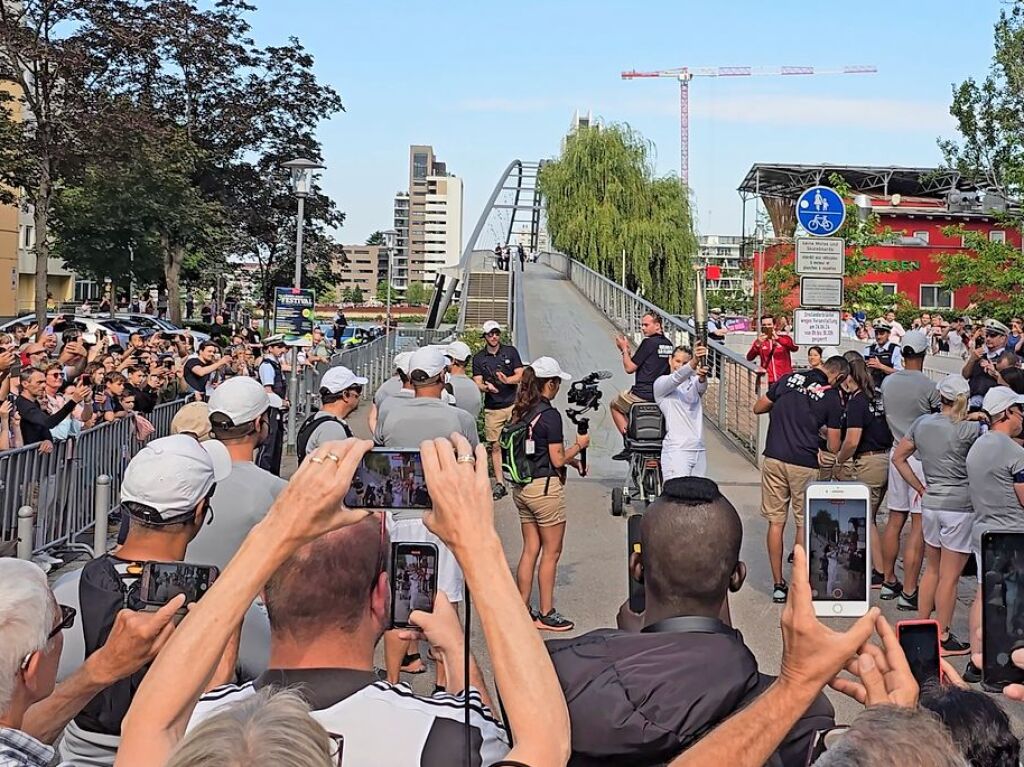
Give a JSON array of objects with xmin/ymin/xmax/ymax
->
[
  {"xmin": 965, "ymin": 385, "xmax": 1024, "ymax": 672},
  {"xmin": 368, "ymin": 350, "xmax": 414, "ymax": 433},
  {"xmin": 445, "ymin": 340, "xmax": 482, "ymax": 420},
  {"xmin": 297, "ymin": 365, "xmax": 366, "ymax": 463},
  {"xmin": 879, "ymin": 329, "xmax": 940, "ymax": 609}
]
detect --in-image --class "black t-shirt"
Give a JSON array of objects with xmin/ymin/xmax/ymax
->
[
  {"xmin": 125, "ymin": 383, "xmax": 156, "ymax": 415},
  {"xmin": 630, "ymin": 333, "xmax": 673, "ymax": 400},
  {"xmin": 821, "ymin": 387, "xmax": 845, "ymax": 450},
  {"xmin": 845, "ymin": 390, "xmax": 894, "ymax": 455},
  {"xmin": 763, "ymin": 370, "xmax": 832, "ymax": 469},
  {"xmin": 529, "ymin": 403, "xmax": 564, "ymax": 478},
  {"xmin": 183, "ymin": 356, "xmax": 209, "ymax": 394},
  {"xmin": 471, "ymin": 344, "xmax": 523, "ymax": 409}
]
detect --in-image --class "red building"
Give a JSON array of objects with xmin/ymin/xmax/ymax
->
[{"xmin": 738, "ymin": 164, "xmax": 1022, "ymax": 311}]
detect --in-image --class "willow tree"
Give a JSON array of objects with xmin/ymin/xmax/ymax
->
[{"xmin": 539, "ymin": 124, "xmax": 697, "ymax": 314}]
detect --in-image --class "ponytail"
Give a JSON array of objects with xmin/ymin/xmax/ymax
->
[{"xmin": 942, "ymin": 394, "xmax": 969, "ymax": 423}]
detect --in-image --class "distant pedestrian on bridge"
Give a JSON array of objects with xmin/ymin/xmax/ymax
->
[
  {"xmin": 518, "ymin": 244, "xmax": 526, "ymax": 270},
  {"xmin": 611, "ymin": 311, "xmax": 672, "ymax": 460},
  {"xmin": 472, "ymin": 320, "xmax": 524, "ymax": 499}
]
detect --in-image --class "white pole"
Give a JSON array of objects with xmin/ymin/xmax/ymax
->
[
  {"xmin": 287, "ymin": 196, "xmax": 307, "ymax": 451},
  {"xmin": 93, "ymin": 475, "xmax": 110, "ymax": 557},
  {"xmin": 621, "ymin": 248, "xmax": 626, "ymax": 287},
  {"xmin": 386, "ymin": 246, "xmax": 393, "ymax": 361}
]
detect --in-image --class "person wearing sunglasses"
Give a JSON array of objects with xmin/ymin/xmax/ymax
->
[
  {"xmin": 0, "ymin": 560, "xmax": 183, "ymax": 767},
  {"xmin": 963, "ymin": 318, "xmax": 1010, "ymax": 410},
  {"xmin": 472, "ymin": 320, "xmax": 525, "ymax": 500},
  {"xmin": 296, "ymin": 366, "xmax": 366, "ymax": 464}
]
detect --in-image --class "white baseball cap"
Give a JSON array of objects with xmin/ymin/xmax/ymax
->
[
  {"xmin": 208, "ymin": 376, "xmax": 283, "ymax": 425},
  {"xmin": 982, "ymin": 386, "xmax": 1024, "ymax": 417},
  {"xmin": 409, "ymin": 347, "xmax": 448, "ymax": 379},
  {"xmin": 320, "ymin": 365, "xmax": 368, "ymax": 394},
  {"xmin": 120, "ymin": 434, "xmax": 232, "ymax": 523},
  {"xmin": 444, "ymin": 340, "xmax": 472, "ymax": 363},
  {"xmin": 901, "ymin": 329, "xmax": 930, "ymax": 354},
  {"xmin": 528, "ymin": 356, "xmax": 572, "ymax": 381},
  {"xmin": 937, "ymin": 374, "xmax": 970, "ymax": 400},
  {"xmin": 821, "ymin": 346, "xmax": 842, "ymax": 360},
  {"xmin": 394, "ymin": 351, "xmax": 414, "ymax": 375},
  {"xmin": 482, "ymin": 320, "xmax": 502, "ymax": 335}
]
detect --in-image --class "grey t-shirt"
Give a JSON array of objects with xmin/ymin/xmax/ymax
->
[
  {"xmin": 449, "ymin": 375, "xmax": 482, "ymax": 420},
  {"xmin": 377, "ymin": 397, "xmax": 479, "ymax": 451},
  {"xmin": 881, "ymin": 370, "xmax": 940, "ymax": 443},
  {"xmin": 375, "ymin": 389, "xmax": 414, "ymax": 438},
  {"xmin": 966, "ymin": 430, "xmax": 1024, "ymax": 553},
  {"xmin": 305, "ymin": 410, "xmax": 352, "ymax": 455},
  {"xmin": 190, "ymin": 461, "xmax": 288, "ymax": 572},
  {"xmin": 373, "ymin": 376, "xmax": 404, "ymax": 407},
  {"xmin": 905, "ymin": 413, "xmax": 982, "ymax": 511}
]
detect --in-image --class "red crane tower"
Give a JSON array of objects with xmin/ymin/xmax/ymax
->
[{"xmin": 620, "ymin": 65, "xmax": 878, "ymax": 187}]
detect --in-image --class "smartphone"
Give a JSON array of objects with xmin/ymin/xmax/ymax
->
[
  {"xmin": 9, "ymin": 359, "xmax": 21, "ymax": 378},
  {"xmin": 627, "ymin": 513, "xmax": 645, "ymax": 614},
  {"xmin": 390, "ymin": 542, "xmax": 438, "ymax": 629},
  {"xmin": 981, "ymin": 531, "xmax": 1024, "ymax": 690},
  {"xmin": 805, "ymin": 482, "xmax": 871, "ymax": 617},
  {"xmin": 344, "ymin": 449, "xmax": 430, "ymax": 509},
  {"xmin": 897, "ymin": 619, "xmax": 941, "ymax": 688},
  {"xmin": 139, "ymin": 561, "xmax": 219, "ymax": 607}
]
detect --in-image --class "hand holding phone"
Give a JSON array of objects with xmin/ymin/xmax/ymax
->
[
  {"xmin": 140, "ymin": 562, "xmax": 219, "ymax": 607},
  {"xmin": 344, "ymin": 449, "xmax": 430, "ymax": 509},
  {"xmin": 390, "ymin": 542, "xmax": 438, "ymax": 628},
  {"xmin": 897, "ymin": 619, "xmax": 941, "ymax": 688},
  {"xmin": 804, "ymin": 482, "xmax": 871, "ymax": 618}
]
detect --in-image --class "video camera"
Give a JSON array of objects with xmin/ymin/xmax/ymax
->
[{"xmin": 565, "ymin": 370, "xmax": 611, "ymax": 475}]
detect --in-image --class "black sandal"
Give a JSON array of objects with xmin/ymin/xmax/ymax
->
[{"xmin": 401, "ymin": 653, "xmax": 426, "ymax": 674}]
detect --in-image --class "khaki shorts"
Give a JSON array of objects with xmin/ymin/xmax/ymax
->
[
  {"xmin": 484, "ymin": 405, "xmax": 514, "ymax": 444},
  {"xmin": 817, "ymin": 450, "xmax": 852, "ymax": 482},
  {"xmin": 611, "ymin": 389, "xmax": 645, "ymax": 415},
  {"xmin": 852, "ymin": 452, "xmax": 889, "ymax": 516},
  {"xmin": 513, "ymin": 477, "xmax": 566, "ymax": 527},
  {"xmin": 760, "ymin": 456, "xmax": 818, "ymax": 525}
]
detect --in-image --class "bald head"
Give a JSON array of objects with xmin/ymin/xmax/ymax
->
[{"xmin": 640, "ymin": 477, "xmax": 743, "ymax": 614}]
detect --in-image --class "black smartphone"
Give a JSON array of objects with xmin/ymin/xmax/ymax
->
[
  {"xmin": 981, "ymin": 531, "xmax": 1024, "ymax": 690},
  {"xmin": 344, "ymin": 449, "xmax": 430, "ymax": 509},
  {"xmin": 897, "ymin": 620, "xmax": 941, "ymax": 688},
  {"xmin": 139, "ymin": 561, "xmax": 219, "ymax": 607},
  {"xmin": 627, "ymin": 513, "xmax": 645, "ymax": 614},
  {"xmin": 390, "ymin": 542, "xmax": 438, "ymax": 629},
  {"xmin": 9, "ymin": 360, "xmax": 21, "ymax": 378}
]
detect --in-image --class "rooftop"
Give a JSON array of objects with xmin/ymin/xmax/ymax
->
[{"xmin": 737, "ymin": 163, "xmax": 976, "ymax": 200}]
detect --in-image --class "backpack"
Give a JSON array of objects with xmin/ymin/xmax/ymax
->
[
  {"xmin": 499, "ymin": 404, "xmax": 547, "ymax": 486},
  {"xmin": 296, "ymin": 411, "xmax": 352, "ymax": 463}
]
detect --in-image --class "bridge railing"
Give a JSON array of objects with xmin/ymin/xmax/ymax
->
[{"xmin": 540, "ymin": 252, "xmax": 766, "ymax": 463}]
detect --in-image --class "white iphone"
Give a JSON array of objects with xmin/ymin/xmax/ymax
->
[{"xmin": 805, "ymin": 481, "xmax": 871, "ymax": 618}]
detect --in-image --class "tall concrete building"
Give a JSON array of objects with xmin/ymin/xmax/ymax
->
[
  {"xmin": 394, "ymin": 145, "xmax": 463, "ymax": 289},
  {"xmin": 336, "ymin": 244, "xmax": 381, "ymax": 297},
  {"xmin": 697, "ymin": 234, "xmax": 751, "ymax": 295}
]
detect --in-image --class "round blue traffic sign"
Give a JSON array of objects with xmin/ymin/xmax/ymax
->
[{"xmin": 796, "ymin": 186, "xmax": 846, "ymax": 237}]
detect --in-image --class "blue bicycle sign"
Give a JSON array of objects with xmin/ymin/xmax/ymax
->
[{"xmin": 797, "ymin": 186, "xmax": 846, "ymax": 237}]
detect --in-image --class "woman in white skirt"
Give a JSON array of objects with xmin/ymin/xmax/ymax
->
[
  {"xmin": 653, "ymin": 344, "xmax": 709, "ymax": 479},
  {"xmin": 892, "ymin": 373, "xmax": 985, "ymax": 655}
]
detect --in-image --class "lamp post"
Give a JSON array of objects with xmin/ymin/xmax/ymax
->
[
  {"xmin": 281, "ymin": 158, "xmax": 325, "ymax": 451},
  {"xmin": 383, "ymin": 229, "xmax": 398, "ymax": 363}
]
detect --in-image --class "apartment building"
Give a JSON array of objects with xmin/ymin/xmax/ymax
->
[
  {"xmin": 337, "ymin": 244, "xmax": 380, "ymax": 296},
  {"xmin": 396, "ymin": 145, "xmax": 463, "ymax": 288},
  {"xmin": 697, "ymin": 234, "xmax": 751, "ymax": 294}
]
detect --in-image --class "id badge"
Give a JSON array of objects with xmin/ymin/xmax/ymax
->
[{"xmin": 525, "ymin": 439, "xmax": 536, "ymax": 455}]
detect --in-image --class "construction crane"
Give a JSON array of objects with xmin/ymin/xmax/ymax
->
[{"xmin": 620, "ymin": 65, "xmax": 878, "ymax": 187}]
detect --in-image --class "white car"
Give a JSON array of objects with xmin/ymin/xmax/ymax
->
[
  {"xmin": 115, "ymin": 314, "xmax": 210, "ymax": 351},
  {"xmin": 0, "ymin": 314, "xmax": 141, "ymax": 347}
]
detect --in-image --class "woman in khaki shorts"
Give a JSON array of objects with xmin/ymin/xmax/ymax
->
[{"xmin": 510, "ymin": 356, "xmax": 589, "ymax": 632}]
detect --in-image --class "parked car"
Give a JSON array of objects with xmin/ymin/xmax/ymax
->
[
  {"xmin": 116, "ymin": 313, "xmax": 210, "ymax": 351},
  {"xmin": 0, "ymin": 314, "xmax": 143, "ymax": 348}
]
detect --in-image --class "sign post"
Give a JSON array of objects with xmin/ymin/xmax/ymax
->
[
  {"xmin": 794, "ymin": 309, "xmax": 843, "ymax": 346},
  {"xmin": 793, "ymin": 185, "xmax": 847, "ymax": 347},
  {"xmin": 273, "ymin": 287, "xmax": 316, "ymax": 342},
  {"xmin": 796, "ymin": 186, "xmax": 846, "ymax": 238},
  {"xmin": 799, "ymin": 276, "xmax": 844, "ymax": 308}
]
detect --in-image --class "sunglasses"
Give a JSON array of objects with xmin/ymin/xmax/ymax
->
[
  {"xmin": 484, "ymin": 330, "xmax": 501, "ymax": 337},
  {"xmin": 50, "ymin": 604, "xmax": 76, "ymax": 640},
  {"xmin": 328, "ymin": 732, "xmax": 344, "ymax": 765}
]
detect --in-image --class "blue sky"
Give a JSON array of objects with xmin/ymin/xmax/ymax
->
[{"xmin": 249, "ymin": 0, "xmax": 1001, "ymax": 244}]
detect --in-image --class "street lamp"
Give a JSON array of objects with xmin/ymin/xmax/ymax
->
[
  {"xmin": 383, "ymin": 229, "xmax": 398, "ymax": 362},
  {"xmin": 281, "ymin": 157, "xmax": 325, "ymax": 452}
]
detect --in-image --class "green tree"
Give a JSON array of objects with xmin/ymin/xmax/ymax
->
[
  {"xmin": 939, "ymin": 227, "xmax": 1024, "ymax": 318},
  {"xmin": 405, "ymin": 281, "xmax": 428, "ymax": 306},
  {"xmin": 366, "ymin": 231, "xmax": 386, "ymax": 246},
  {"xmin": 376, "ymin": 280, "xmax": 392, "ymax": 303},
  {"xmin": 350, "ymin": 286, "xmax": 364, "ymax": 304},
  {"xmin": 538, "ymin": 123, "xmax": 697, "ymax": 314}
]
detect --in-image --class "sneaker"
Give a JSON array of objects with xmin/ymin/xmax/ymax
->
[
  {"xmin": 871, "ymin": 570, "xmax": 885, "ymax": 588},
  {"xmin": 492, "ymin": 484, "xmax": 508, "ymax": 500},
  {"xmin": 535, "ymin": 609, "xmax": 575, "ymax": 632},
  {"xmin": 940, "ymin": 631, "xmax": 971, "ymax": 657},
  {"xmin": 612, "ymin": 448, "xmax": 630, "ymax": 462},
  {"xmin": 879, "ymin": 580, "xmax": 902, "ymax": 600},
  {"xmin": 772, "ymin": 582, "xmax": 788, "ymax": 604},
  {"xmin": 962, "ymin": 660, "xmax": 982, "ymax": 684},
  {"xmin": 896, "ymin": 591, "xmax": 918, "ymax": 611},
  {"xmin": 528, "ymin": 606, "xmax": 540, "ymax": 621}
]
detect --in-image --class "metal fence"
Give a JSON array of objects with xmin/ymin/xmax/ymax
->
[
  {"xmin": 540, "ymin": 253, "xmax": 766, "ymax": 464},
  {"xmin": 1, "ymin": 397, "xmax": 189, "ymax": 556}
]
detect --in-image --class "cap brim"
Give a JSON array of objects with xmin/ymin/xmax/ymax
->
[
  {"xmin": 352, "ymin": 375, "xmax": 368, "ymax": 386},
  {"xmin": 202, "ymin": 440, "xmax": 233, "ymax": 482},
  {"xmin": 266, "ymin": 393, "xmax": 284, "ymax": 410},
  {"xmin": 556, "ymin": 371, "xmax": 572, "ymax": 381}
]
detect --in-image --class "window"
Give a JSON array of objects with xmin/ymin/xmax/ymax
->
[
  {"xmin": 74, "ymin": 279, "xmax": 102, "ymax": 302},
  {"xmin": 920, "ymin": 284, "xmax": 953, "ymax": 309},
  {"xmin": 879, "ymin": 283, "xmax": 897, "ymax": 296},
  {"xmin": 990, "ymin": 230, "xmax": 1007, "ymax": 244},
  {"xmin": 412, "ymin": 153, "xmax": 429, "ymax": 180},
  {"xmin": 20, "ymin": 224, "xmax": 34, "ymax": 249},
  {"xmin": 912, "ymin": 230, "xmax": 929, "ymax": 245}
]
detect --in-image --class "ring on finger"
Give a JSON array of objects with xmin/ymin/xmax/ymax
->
[
  {"xmin": 456, "ymin": 454, "xmax": 476, "ymax": 464},
  {"xmin": 310, "ymin": 456, "xmax": 325, "ymax": 464},
  {"xmin": 326, "ymin": 452, "xmax": 340, "ymax": 463}
]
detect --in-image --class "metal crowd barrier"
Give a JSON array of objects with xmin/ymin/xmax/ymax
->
[
  {"xmin": 1, "ymin": 397, "xmax": 189, "ymax": 557},
  {"xmin": 539, "ymin": 252, "xmax": 766, "ymax": 464}
]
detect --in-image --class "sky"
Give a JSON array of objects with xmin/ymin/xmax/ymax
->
[{"xmin": 248, "ymin": 0, "xmax": 1002, "ymax": 245}]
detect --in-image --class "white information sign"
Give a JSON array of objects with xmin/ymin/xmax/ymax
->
[
  {"xmin": 794, "ymin": 309, "xmax": 842, "ymax": 346},
  {"xmin": 799, "ymin": 276, "xmax": 844, "ymax": 308},
  {"xmin": 795, "ymin": 237, "xmax": 845, "ymax": 276}
]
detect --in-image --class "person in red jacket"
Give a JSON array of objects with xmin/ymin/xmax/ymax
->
[{"xmin": 746, "ymin": 315, "xmax": 798, "ymax": 384}]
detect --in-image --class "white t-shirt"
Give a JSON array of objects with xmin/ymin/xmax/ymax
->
[
  {"xmin": 189, "ymin": 668, "xmax": 510, "ymax": 767},
  {"xmin": 889, "ymin": 321, "xmax": 906, "ymax": 343},
  {"xmin": 654, "ymin": 365, "xmax": 708, "ymax": 477}
]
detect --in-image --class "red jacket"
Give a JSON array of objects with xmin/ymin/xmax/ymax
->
[{"xmin": 746, "ymin": 334, "xmax": 798, "ymax": 384}]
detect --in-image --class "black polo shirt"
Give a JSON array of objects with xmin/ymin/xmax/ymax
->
[
  {"xmin": 821, "ymin": 387, "xmax": 846, "ymax": 451},
  {"xmin": 471, "ymin": 344, "xmax": 523, "ymax": 409},
  {"xmin": 529, "ymin": 402, "xmax": 563, "ymax": 479},
  {"xmin": 845, "ymin": 390, "xmax": 894, "ymax": 455},
  {"xmin": 763, "ymin": 370, "xmax": 832, "ymax": 469},
  {"xmin": 630, "ymin": 333, "xmax": 673, "ymax": 400}
]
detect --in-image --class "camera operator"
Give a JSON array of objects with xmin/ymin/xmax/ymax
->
[
  {"xmin": 509, "ymin": 357, "xmax": 588, "ymax": 633},
  {"xmin": 49, "ymin": 434, "xmax": 233, "ymax": 765},
  {"xmin": 654, "ymin": 344, "xmax": 709, "ymax": 479},
  {"xmin": 610, "ymin": 311, "xmax": 672, "ymax": 459}
]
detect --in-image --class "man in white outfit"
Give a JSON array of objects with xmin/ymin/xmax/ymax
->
[{"xmin": 653, "ymin": 344, "xmax": 709, "ymax": 479}]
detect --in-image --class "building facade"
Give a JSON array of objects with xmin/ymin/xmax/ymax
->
[
  {"xmin": 697, "ymin": 234, "xmax": 751, "ymax": 294},
  {"xmin": 337, "ymin": 244, "xmax": 380, "ymax": 297},
  {"xmin": 396, "ymin": 145, "xmax": 463, "ymax": 288}
]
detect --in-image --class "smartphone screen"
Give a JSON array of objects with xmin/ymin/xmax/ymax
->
[
  {"xmin": 981, "ymin": 531, "xmax": 1024, "ymax": 689},
  {"xmin": 898, "ymin": 621, "xmax": 941, "ymax": 688},
  {"xmin": 627, "ymin": 514, "xmax": 645, "ymax": 614},
  {"xmin": 140, "ymin": 562, "xmax": 219, "ymax": 606},
  {"xmin": 344, "ymin": 449, "xmax": 430, "ymax": 509},
  {"xmin": 807, "ymin": 491, "xmax": 869, "ymax": 605},
  {"xmin": 390, "ymin": 542, "xmax": 438, "ymax": 629}
]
